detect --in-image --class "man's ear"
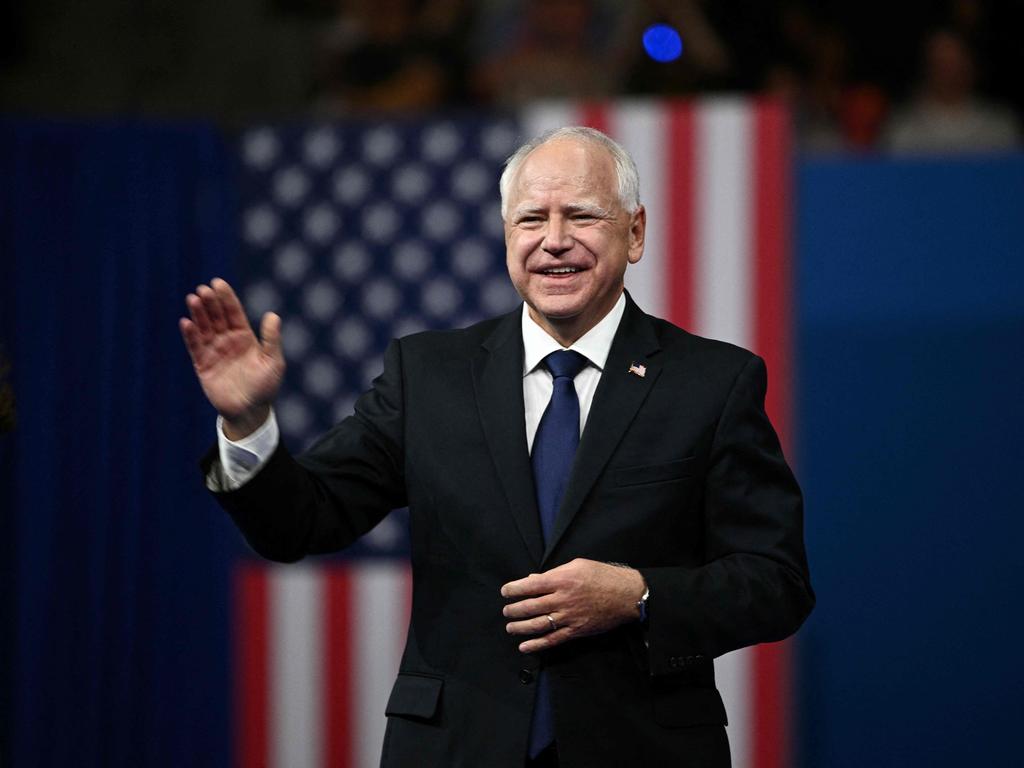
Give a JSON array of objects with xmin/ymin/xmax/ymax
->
[{"xmin": 627, "ymin": 205, "xmax": 646, "ymax": 264}]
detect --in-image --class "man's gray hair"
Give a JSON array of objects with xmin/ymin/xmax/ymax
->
[{"xmin": 499, "ymin": 126, "xmax": 641, "ymax": 219}]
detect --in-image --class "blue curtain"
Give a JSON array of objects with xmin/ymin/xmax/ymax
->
[{"xmin": 0, "ymin": 121, "xmax": 238, "ymax": 767}]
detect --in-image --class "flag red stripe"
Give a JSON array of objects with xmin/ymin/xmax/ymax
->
[
  {"xmin": 325, "ymin": 567, "xmax": 354, "ymax": 768},
  {"xmin": 753, "ymin": 642, "xmax": 789, "ymax": 768},
  {"xmin": 577, "ymin": 102, "xmax": 610, "ymax": 134},
  {"xmin": 751, "ymin": 98, "xmax": 793, "ymax": 768},
  {"xmin": 666, "ymin": 101, "xmax": 695, "ymax": 329},
  {"xmin": 753, "ymin": 98, "xmax": 793, "ymax": 447},
  {"xmin": 235, "ymin": 564, "xmax": 269, "ymax": 768}
]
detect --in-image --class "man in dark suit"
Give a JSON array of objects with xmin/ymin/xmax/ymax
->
[{"xmin": 180, "ymin": 127, "xmax": 813, "ymax": 767}]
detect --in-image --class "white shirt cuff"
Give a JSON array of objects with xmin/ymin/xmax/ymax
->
[{"xmin": 215, "ymin": 410, "xmax": 280, "ymax": 490}]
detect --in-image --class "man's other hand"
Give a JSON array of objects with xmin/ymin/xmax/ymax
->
[
  {"xmin": 179, "ymin": 278, "xmax": 285, "ymax": 439},
  {"xmin": 501, "ymin": 559, "xmax": 647, "ymax": 653}
]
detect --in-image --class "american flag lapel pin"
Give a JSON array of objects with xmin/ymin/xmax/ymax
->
[{"xmin": 628, "ymin": 362, "xmax": 646, "ymax": 378}]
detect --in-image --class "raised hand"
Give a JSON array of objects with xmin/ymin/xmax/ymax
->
[{"xmin": 179, "ymin": 278, "xmax": 285, "ymax": 439}]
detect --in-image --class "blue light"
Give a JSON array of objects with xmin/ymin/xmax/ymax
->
[{"xmin": 643, "ymin": 24, "xmax": 683, "ymax": 63}]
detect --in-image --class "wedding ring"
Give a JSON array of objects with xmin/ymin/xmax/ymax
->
[{"xmin": 546, "ymin": 614, "xmax": 558, "ymax": 632}]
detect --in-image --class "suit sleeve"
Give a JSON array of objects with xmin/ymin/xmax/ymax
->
[
  {"xmin": 200, "ymin": 340, "xmax": 408, "ymax": 562},
  {"xmin": 637, "ymin": 355, "xmax": 814, "ymax": 675}
]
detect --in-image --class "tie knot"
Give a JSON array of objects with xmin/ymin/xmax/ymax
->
[{"xmin": 543, "ymin": 349, "xmax": 587, "ymax": 380}]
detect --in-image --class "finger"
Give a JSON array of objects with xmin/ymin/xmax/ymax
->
[
  {"xmin": 501, "ymin": 573, "xmax": 550, "ymax": 599},
  {"xmin": 505, "ymin": 614, "xmax": 559, "ymax": 637},
  {"xmin": 260, "ymin": 312, "xmax": 283, "ymax": 364},
  {"xmin": 211, "ymin": 278, "xmax": 249, "ymax": 330},
  {"xmin": 186, "ymin": 293, "xmax": 213, "ymax": 337},
  {"xmin": 502, "ymin": 561, "xmax": 581, "ymax": 600},
  {"xmin": 518, "ymin": 627, "xmax": 574, "ymax": 654},
  {"xmin": 197, "ymin": 284, "xmax": 228, "ymax": 333},
  {"xmin": 502, "ymin": 596, "xmax": 556, "ymax": 620},
  {"xmin": 179, "ymin": 318, "xmax": 204, "ymax": 362}
]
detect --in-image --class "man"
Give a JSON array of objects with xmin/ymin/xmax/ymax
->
[{"xmin": 181, "ymin": 127, "xmax": 813, "ymax": 767}]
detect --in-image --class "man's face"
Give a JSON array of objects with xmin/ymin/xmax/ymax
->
[{"xmin": 504, "ymin": 138, "xmax": 645, "ymax": 343}]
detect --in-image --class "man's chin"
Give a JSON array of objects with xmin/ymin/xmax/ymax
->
[
  {"xmin": 529, "ymin": 285, "xmax": 590, "ymax": 313},
  {"xmin": 528, "ymin": 299, "xmax": 585, "ymax": 323}
]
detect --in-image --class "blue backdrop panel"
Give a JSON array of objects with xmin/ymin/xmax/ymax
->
[
  {"xmin": 0, "ymin": 121, "xmax": 237, "ymax": 768},
  {"xmin": 795, "ymin": 154, "xmax": 1024, "ymax": 767}
]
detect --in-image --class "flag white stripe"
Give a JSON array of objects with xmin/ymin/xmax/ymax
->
[
  {"xmin": 354, "ymin": 562, "xmax": 407, "ymax": 768},
  {"xmin": 521, "ymin": 101, "xmax": 576, "ymax": 145},
  {"xmin": 270, "ymin": 565, "xmax": 325, "ymax": 768},
  {"xmin": 614, "ymin": 100, "xmax": 667, "ymax": 318},
  {"xmin": 695, "ymin": 99, "xmax": 754, "ymax": 349},
  {"xmin": 693, "ymin": 98, "xmax": 756, "ymax": 767},
  {"xmin": 718, "ymin": 647, "xmax": 753, "ymax": 768}
]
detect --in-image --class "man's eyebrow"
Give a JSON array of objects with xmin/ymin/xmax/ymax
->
[
  {"xmin": 564, "ymin": 202, "xmax": 611, "ymax": 217},
  {"xmin": 510, "ymin": 205, "xmax": 546, "ymax": 219},
  {"xmin": 510, "ymin": 202, "xmax": 612, "ymax": 219}
]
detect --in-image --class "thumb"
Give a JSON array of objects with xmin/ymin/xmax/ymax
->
[{"xmin": 260, "ymin": 312, "xmax": 284, "ymax": 365}]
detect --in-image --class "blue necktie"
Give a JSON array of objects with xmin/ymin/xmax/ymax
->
[{"xmin": 528, "ymin": 349, "xmax": 587, "ymax": 758}]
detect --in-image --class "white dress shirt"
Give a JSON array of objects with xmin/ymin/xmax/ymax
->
[
  {"xmin": 520, "ymin": 291, "xmax": 625, "ymax": 452},
  {"xmin": 216, "ymin": 291, "xmax": 627, "ymax": 489}
]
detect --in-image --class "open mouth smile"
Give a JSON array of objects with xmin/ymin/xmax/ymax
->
[{"xmin": 538, "ymin": 266, "xmax": 584, "ymax": 275}]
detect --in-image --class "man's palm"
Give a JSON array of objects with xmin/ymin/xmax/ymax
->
[{"xmin": 180, "ymin": 278, "xmax": 285, "ymax": 430}]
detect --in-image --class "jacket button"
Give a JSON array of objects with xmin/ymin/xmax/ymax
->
[{"xmin": 519, "ymin": 669, "xmax": 534, "ymax": 684}]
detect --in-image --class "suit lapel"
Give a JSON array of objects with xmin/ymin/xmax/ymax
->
[
  {"xmin": 472, "ymin": 310, "xmax": 545, "ymax": 565},
  {"xmin": 542, "ymin": 297, "xmax": 663, "ymax": 563}
]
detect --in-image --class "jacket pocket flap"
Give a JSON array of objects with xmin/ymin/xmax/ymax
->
[
  {"xmin": 652, "ymin": 686, "xmax": 728, "ymax": 728},
  {"xmin": 614, "ymin": 457, "xmax": 695, "ymax": 487},
  {"xmin": 385, "ymin": 674, "xmax": 444, "ymax": 720}
]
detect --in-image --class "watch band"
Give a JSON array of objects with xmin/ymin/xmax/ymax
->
[{"xmin": 636, "ymin": 585, "xmax": 650, "ymax": 624}]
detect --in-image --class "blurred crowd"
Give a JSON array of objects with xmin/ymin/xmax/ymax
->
[
  {"xmin": 1, "ymin": 0, "xmax": 1020, "ymax": 153},
  {"xmin": 312, "ymin": 0, "xmax": 1022, "ymax": 153}
]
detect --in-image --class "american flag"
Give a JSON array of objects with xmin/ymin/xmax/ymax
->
[{"xmin": 235, "ymin": 99, "xmax": 796, "ymax": 768}]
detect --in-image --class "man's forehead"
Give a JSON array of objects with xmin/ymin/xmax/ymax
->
[
  {"xmin": 517, "ymin": 138, "xmax": 614, "ymax": 178},
  {"xmin": 509, "ymin": 139, "xmax": 617, "ymax": 203},
  {"xmin": 517, "ymin": 172, "xmax": 596, "ymax": 193}
]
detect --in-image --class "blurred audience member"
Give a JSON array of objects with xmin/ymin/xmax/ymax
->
[
  {"xmin": 765, "ymin": 11, "xmax": 888, "ymax": 153},
  {"xmin": 314, "ymin": 0, "xmax": 472, "ymax": 114},
  {"xmin": 764, "ymin": 15, "xmax": 846, "ymax": 152},
  {"xmin": 884, "ymin": 28, "xmax": 1019, "ymax": 153},
  {"xmin": 473, "ymin": 0, "xmax": 615, "ymax": 105},
  {"xmin": 840, "ymin": 84, "xmax": 889, "ymax": 150}
]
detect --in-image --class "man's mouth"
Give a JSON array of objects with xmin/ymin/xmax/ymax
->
[{"xmin": 538, "ymin": 266, "xmax": 583, "ymax": 275}]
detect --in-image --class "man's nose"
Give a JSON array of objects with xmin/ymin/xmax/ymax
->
[{"xmin": 542, "ymin": 217, "xmax": 573, "ymax": 254}]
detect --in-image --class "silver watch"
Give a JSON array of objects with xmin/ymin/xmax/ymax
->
[{"xmin": 636, "ymin": 585, "xmax": 650, "ymax": 624}]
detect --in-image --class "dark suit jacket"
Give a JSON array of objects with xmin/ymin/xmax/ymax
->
[{"xmin": 207, "ymin": 295, "xmax": 814, "ymax": 768}]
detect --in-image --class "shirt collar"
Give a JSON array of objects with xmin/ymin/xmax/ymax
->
[{"xmin": 521, "ymin": 291, "xmax": 626, "ymax": 376}]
